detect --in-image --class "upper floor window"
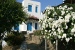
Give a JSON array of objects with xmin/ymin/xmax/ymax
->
[
  {"xmin": 28, "ymin": 5, "xmax": 32, "ymax": 12},
  {"xmin": 35, "ymin": 6, "xmax": 38, "ymax": 13}
]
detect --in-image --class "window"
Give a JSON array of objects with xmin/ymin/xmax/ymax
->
[
  {"xmin": 27, "ymin": 22, "xmax": 32, "ymax": 31},
  {"xmin": 28, "ymin": 5, "xmax": 32, "ymax": 12},
  {"xmin": 14, "ymin": 24, "xmax": 19, "ymax": 31},
  {"xmin": 35, "ymin": 23, "xmax": 37, "ymax": 29},
  {"xmin": 35, "ymin": 6, "xmax": 38, "ymax": 13}
]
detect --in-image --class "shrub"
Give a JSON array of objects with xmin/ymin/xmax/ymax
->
[
  {"xmin": 33, "ymin": 30, "xmax": 43, "ymax": 36},
  {"xmin": 4, "ymin": 31, "xmax": 25, "ymax": 46}
]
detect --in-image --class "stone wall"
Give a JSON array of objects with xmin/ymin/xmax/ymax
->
[
  {"xmin": 25, "ymin": 34, "xmax": 55, "ymax": 50},
  {"xmin": 2, "ymin": 34, "xmax": 55, "ymax": 50}
]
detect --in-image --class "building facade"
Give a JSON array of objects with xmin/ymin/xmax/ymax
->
[{"xmin": 14, "ymin": 0, "xmax": 43, "ymax": 33}]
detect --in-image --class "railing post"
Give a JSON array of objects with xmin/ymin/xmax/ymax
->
[
  {"xmin": 45, "ymin": 36, "xmax": 47, "ymax": 50},
  {"xmin": 56, "ymin": 38, "xmax": 58, "ymax": 50}
]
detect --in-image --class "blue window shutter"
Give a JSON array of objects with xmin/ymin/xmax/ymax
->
[
  {"xmin": 28, "ymin": 5, "xmax": 32, "ymax": 12},
  {"xmin": 14, "ymin": 24, "xmax": 19, "ymax": 30},
  {"xmin": 27, "ymin": 22, "xmax": 32, "ymax": 31},
  {"xmin": 35, "ymin": 6, "xmax": 38, "ymax": 13},
  {"xmin": 35, "ymin": 23, "xmax": 37, "ymax": 29}
]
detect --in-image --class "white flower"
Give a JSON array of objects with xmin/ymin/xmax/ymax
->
[
  {"xmin": 65, "ymin": 38, "xmax": 70, "ymax": 42},
  {"xmin": 48, "ymin": 11, "xmax": 50, "ymax": 15},
  {"xmin": 54, "ymin": 12, "xmax": 57, "ymax": 15},
  {"xmin": 52, "ymin": 28, "xmax": 55, "ymax": 31},
  {"xmin": 58, "ymin": 18, "xmax": 64, "ymax": 23},
  {"xmin": 63, "ymin": 5, "xmax": 67, "ymax": 8},
  {"xmin": 73, "ymin": 16, "xmax": 75, "ymax": 19},
  {"xmin": 71, "ymin": 23, "xmax": 74, "ymax": 25},
  {"xmin": 49, "ymin": 30, "xmax": 51, "ymax": 32},
  {"xmin": 68, "ymin": 7, "xmax": 73, "ymax": 10},
  {"xmin": 61, "ymin": 29, "xmax": 64, "ymax": 32},
  {"xmin": 57, "ymin": 28, "xmax": 62, "ymax": 34},
  {"xmin": 65, "ymin": 25, "xmax": 68, "ymax": 29},
  {"xmin": 53, "ymin": 41, "xmax": 56, "ymax": 44},
  {"xmin": 53, "ymin": 31, "xmax": 56, "ymax": 35},
  {"xmin": 58, "ymin": 35, "xmax": 62, "ymax": 39},
  {"xmin": 46, "ymin": 24, "xmax": 48, "ymax": 27},
  {"xmin": 71, "ymin": 28, "xmax": 75, "ymax": 33},
  {"xmin": 59, "ymin": 6, "xmax": 62, "ymax": 9},
  {"xmin": 65, "ymin": 19, "xmax": 69, "ymax": 22},
  {"xmin": 71, "ymin": 12, "xmax": 75, "ymax": 16},
  {"xmin": 45, "ymin": 6, "xmax": 54, "ymax": 10},
  {"xmin": 65, "ymin": 13, "xmax": 71, "ymax": 19},
  {"xmin": 70, "ymin": 32, "xmax": 74, "ymax": 35},
  {"xmin": 66, "ymin": 11, "xmax": 68, "ymax": 13},
  {"xmin": 49, "ymin": 18, "xmax": 53, "ymax": 21},
  {"xmin": 70, "ymin": 37, "xmax": 72, "ymax": 39},
  {"xmin": 43, "ymin": 36, "xmax": 45, "ymax": 38},
  {"xmin": 74, "ymin": 34, "xmax": 75, "ymax": 37},
  {"xmin": 45, "ymin": 30, "xmax": 47, "ymax": 32},
  {"xmin": 42, "ymin": 33, "xmax": 43, "ymax": 34},
  {"xmin": 57, "ymin": 28, "xmax": 60, "ymax": 31},
  {"xmin": 61, "ymin": 11, "xmax": 65, "ymax": 15},
  {"xmin": 62, "ymin": 34, "xmax": 66, "ymax": 38},
  {"xmin": 49, "ymin": 34, "xmax": 51, "ymax": 36},
  {"xmin": 47, "ymin": 36, "xmax": 50, "ymax": 39},
  {"xmin": 65, "ymin": 14, "xmax": 71, "ymax": 23}
]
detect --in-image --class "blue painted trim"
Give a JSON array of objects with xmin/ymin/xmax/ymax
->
[
  {"xmin": 28, "ymin": 5, "xmax": 32, "ymax": 12},
  {"xmin": 35, "ymin": 6, "xmax": 38, "ymax": 13},
  {"xmin": 35, "ymin": 23, "xmax": 37, "ymax": 29},
  {"xmin": 27, "ymin": 22, "xmax": 32, "ymax": 31},
  {"xmin": 14, "ymin": 24, "xmax": 19, "ymax": 31}
]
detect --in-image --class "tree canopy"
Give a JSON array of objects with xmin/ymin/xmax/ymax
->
[
  {"xmin": 64, "ymin": 0, "xmax": 75, "ymax": 4},
  {"xmin": 0, "ymin": 0, "xmax": 27, "ymax": 34}
]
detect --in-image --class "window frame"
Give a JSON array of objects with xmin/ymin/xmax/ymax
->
[
  {"xmin": 28, "ymin": 5, "xmax": 32, "ymax": 12},
  {"xmin": 14, "ymin": 24, "xmax": 19, "ymax": 31},
  {"xmin": 27, "ymin": 22, "xmax": 32, "ymax": 31},
  {"xmin": 35, "ymin": 6, "xmax": 38, "ymax": 13},
  {"xmin": 35, "ymin": 23, "xmax": 37, "ymax": 30}
]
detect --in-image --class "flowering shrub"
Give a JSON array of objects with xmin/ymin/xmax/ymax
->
[{"xmin": 39, "ymin": 4, "xmax": 75, "ymax": 43}]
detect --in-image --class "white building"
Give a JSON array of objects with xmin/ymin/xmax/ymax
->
[{"xmin": 14, "ymin": 0, "xmax": 43, "ymax": 33}]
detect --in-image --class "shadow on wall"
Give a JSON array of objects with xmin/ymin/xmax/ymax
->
[
  {"xmin": 0, "ymin": 45, "xmax": 2, "ymax": 50},
  {"xmin": 26, "ymin": 38, "xmax": 55, "ymax": 50}
]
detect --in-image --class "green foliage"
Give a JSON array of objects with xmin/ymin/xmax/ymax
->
[
  {"xmin": 0, "ymin": 0, "xmax": 27, "ymax": 34},
  {"xmin": 64, "ymin": 0, "xmax": 75, "ymax": 4},
  {"xmin": 4, "ymin": 31, "xmax": 25, "ymax": 46},
  {"xmin": 58, "ymin": 37, "xmax": 75, "ymax": 50},
  {"xmin": 58, "ymin": 3, "xmax": 75, "ymax": 11},
  {"xmin": 33, "ymin": 30, "xmax": 43, "ymax": 36}
]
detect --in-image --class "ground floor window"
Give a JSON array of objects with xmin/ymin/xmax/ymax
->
[
  {"xmin": 27, "ymin": 22, "xmax": 32, "ymax": 31},
  {"xmin": 35, "ymin": 23, "xmax": 37, "ymax": 30},
  {"xmin": 14, "ymin": 24, "xmax": 19, "ymax": 31}
]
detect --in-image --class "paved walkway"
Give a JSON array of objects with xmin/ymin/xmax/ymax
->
[{"xmin": 20, "ymin": 41, "xmax": 27, "ymax": 50}]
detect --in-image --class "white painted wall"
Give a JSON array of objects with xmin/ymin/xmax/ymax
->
[
  {"xmin": 19, "ymin": 22, "xmax": 27, "ymax": 32},
  {"xmin": 19, "ymin": 21, "xmax": 39, "ymax": 32},
  {"xmin": 2, "ymin": 40, "xmax": 8, "ymax": 48},
  {"xmin": 18, "ymin": 0, "xmax": 44, "ymax": 32},
  {"xmin": 22, "ymin": 0, "xmax": 43, "ymax": 19}
]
